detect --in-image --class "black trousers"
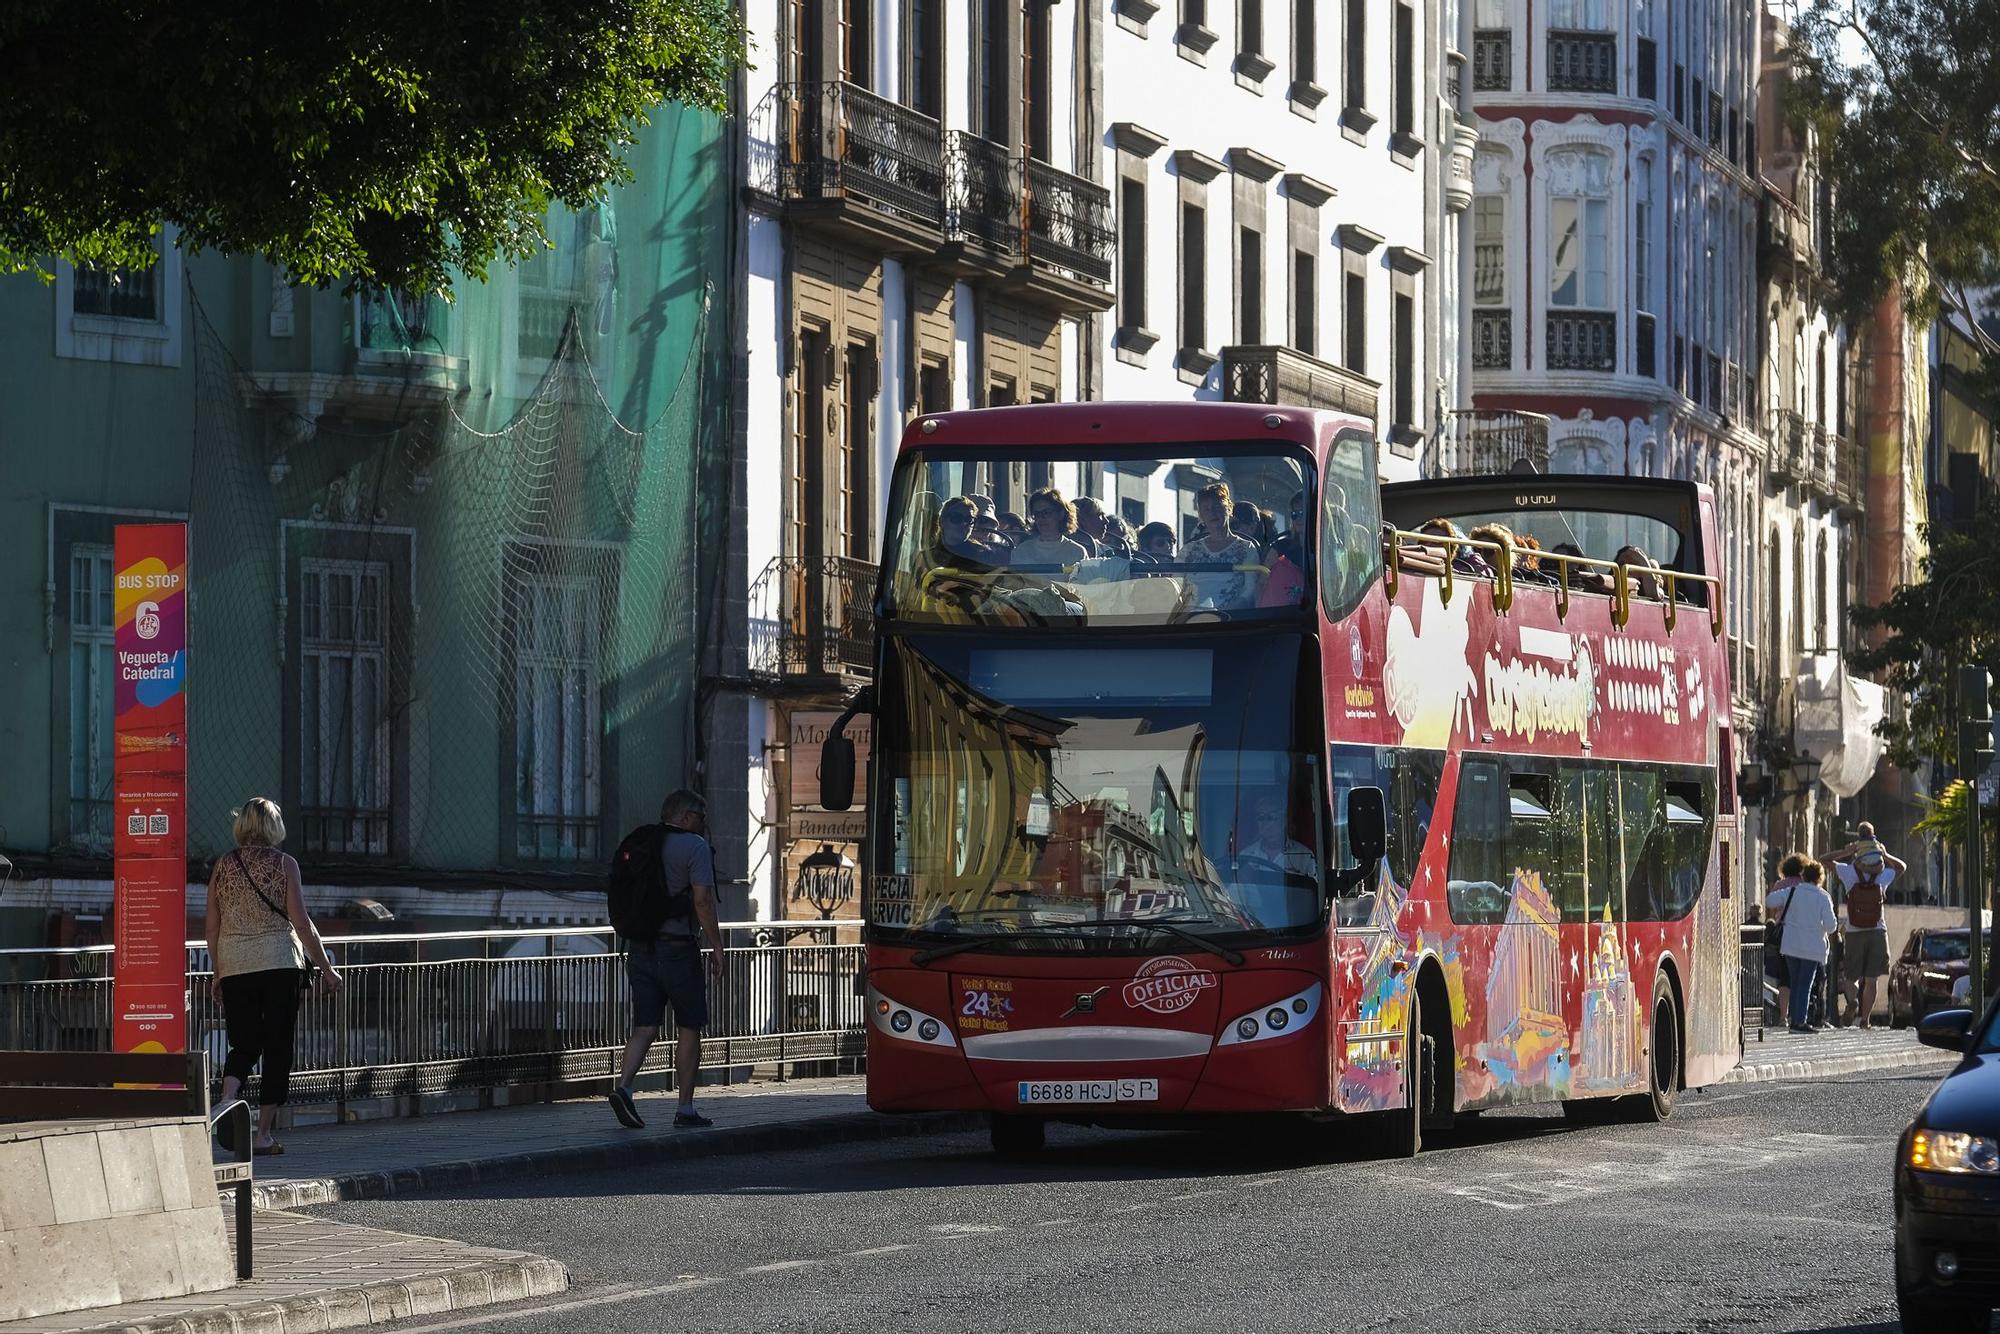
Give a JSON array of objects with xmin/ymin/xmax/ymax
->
[{"xmin": 220, "ymin": 968, "xmax": 303, "ymax": 1105}]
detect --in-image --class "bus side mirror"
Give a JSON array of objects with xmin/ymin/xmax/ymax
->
[
  {"xmin": 1346, "ymin": 785, "xmax": 1387, "ymax": 871},
  {"xmin": 820, "ymin": 735, "xmax": 856, "ymax": 811}
]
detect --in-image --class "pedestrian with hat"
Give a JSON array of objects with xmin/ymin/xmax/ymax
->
[{"xmin": 1820, "ymin": 821, "xmax": 1907, "ymax": 1030}]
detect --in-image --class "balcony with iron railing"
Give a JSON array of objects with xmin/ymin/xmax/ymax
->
[
  {"xmin": 1831, "ymin": 428, "xmax": 1861, "ymax": 508},
  {"xmin": 1472, "ymin": 308, "xmax": 1512, "ymax": 369},
  {"xmin": 769, "ymin": 81, "xmax": 946, "ymax": 249},
  {"xmin": 944, "ymin": 132, "xmax": 1022, "ymax": 260},
  {"xmin": 1546, "ymin": 310, "xmax": 1615, "ymax": 371},
  {"xmin": 1760, "ymin": 188, "xmax": 1815, "ymax": 275},
  {"xmin": 1473, "ymin": 30, "xmax": 1512, "ymax": 90},
  {"xmin": 1019, "ymin": 157, "xmax": 1116, "ymax": 298},
  {"xmin": 1423, "ymin": 409, "xmax": 1552, "ymax": 477},
  {"xmin": 1220, "ymin": 345, "xmax": 1379, "ymax": 418},
  {"xmin": 748, "ymin": 555, "xmax": 878, "ymax": 685},
  {"xmin": 1547, "ymin": 31, "xmax": 1617, "ymax": 93}
]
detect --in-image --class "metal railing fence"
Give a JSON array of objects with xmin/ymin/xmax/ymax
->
[{"xmin": 0, "ymin": 923, "xmax": 866, "ymax": 1116}]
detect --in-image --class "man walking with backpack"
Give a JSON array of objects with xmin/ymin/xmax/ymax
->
[{"xmin": 608, "ymin": 789, "xmax": 725, "ymax": 1129}]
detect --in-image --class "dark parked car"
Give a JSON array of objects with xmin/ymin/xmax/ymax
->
[
  {"xmin": 1896, "ymin": 1005, "xmax": 2000, "ymax": 1329},
  {"xmin": 1890, "ymin": 929, "xmax": 1985, "ymax": 1028}
]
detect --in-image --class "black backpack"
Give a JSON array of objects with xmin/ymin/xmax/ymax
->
[{"xmin": 607, "ymin": 823, "xmax": 695, "ymax": 942}]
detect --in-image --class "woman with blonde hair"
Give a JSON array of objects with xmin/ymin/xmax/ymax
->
[{"xmin": 204, "ymin": 798, "xmax": 340, "ymax": 1154}]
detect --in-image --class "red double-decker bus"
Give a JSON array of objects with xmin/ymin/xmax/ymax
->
[{"xmin": 817, "ymin": 401, "xmax": 1741, "ymax": 1155}]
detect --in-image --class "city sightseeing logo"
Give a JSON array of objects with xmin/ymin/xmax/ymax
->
[
  {"xmin": 1122, "ymin": 956, "xmax": 1218, "ymax": 1015},
  {"xmin": 135, "ymin": 600, "xmax": 161, "ymax": 641}
]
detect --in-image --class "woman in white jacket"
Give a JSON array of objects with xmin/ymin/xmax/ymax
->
[{"xmin": 1768, "ymin": 863, "xmax": 1839, "ymax": 1033}]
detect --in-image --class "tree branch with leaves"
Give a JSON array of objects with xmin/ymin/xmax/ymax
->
[{"xmin": 0, "ymin": 1, "xmax": 745, "ymax": 295}]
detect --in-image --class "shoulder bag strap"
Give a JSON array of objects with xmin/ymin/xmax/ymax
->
[{"xmin": 232, "ymin": 849, "xmax": 293, "ymax": 926}]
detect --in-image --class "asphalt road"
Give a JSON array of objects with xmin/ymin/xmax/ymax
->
[{"xmin": 315, "ymin": 1071, "xmax": 1945, "ymax": 1334}]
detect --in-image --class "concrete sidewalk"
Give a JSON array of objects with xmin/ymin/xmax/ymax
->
[
  {"xmin": 253, "ymin": 1076, "xmax": 980, "ymax": 1210},
  {"xmin": 0, "ymin": 1209, "xmax": 565, "ymax": 1334},
  {"xmin": 1722, "ymin": 1020, "xmax": 1961, "ymax": 1084}
]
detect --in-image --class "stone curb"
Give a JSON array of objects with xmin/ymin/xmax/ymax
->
[
  {"xmin": 53, "ymin": 1256, "xmax": 568, "ymax": 1334},
  {"xmin": 1719, "ymin": 1045, "xmax": 1959, "ymax": 1086},
  {"xmin": 252, "ymin": 1110, "xmax": 986, "ymax": 1210}
]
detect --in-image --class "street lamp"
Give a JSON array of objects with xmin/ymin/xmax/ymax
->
[{"xmin": 793, "ymin": 843, "xmax": 857, "ymax": 925}]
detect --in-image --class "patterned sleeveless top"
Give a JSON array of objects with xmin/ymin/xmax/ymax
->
[{"xmin": 210, "ymin": 845, "xmax": 306, "ymax": 979}]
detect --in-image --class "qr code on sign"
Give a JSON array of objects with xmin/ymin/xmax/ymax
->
[
  {"xmin": 148, "ymin": 814, "xmax": 170, "ymax": 835},
  {"xmin": 126, "ymin": 814, "xmax": 147, "ymax": 836}
]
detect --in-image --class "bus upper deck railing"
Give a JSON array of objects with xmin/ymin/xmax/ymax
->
[
  {"xmin": 1383, "ymin": 528, "xmax": 1724, "ymax": 638},
  {"xmin": 0, "ymin": 922, "xmax": 867, "ymax": 1117}
]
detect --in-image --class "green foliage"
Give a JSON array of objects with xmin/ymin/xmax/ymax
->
[
  {"xmin": 1793, "ymin": 0, "xmax": 2000, "ymax": 389},
  {"xmin": 1848, "ymin": 506, "xmax": 2000, "ymax": 770},
  {"xmin": 0, "ymin": 1, "xmax": 744, "ymax": 294}
]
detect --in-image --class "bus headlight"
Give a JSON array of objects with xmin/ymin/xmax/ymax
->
[
  {"xmin": 1219, "ymin": 983, "xmax": 1321, "ymax": 1046},
  {"xmin": 869, "ymin": 988, "xmax": 958, "ymax": 1048},
  {"xmin": 1910, "ymin": 1129, "xmax": 2000, "ymax": 1175}
]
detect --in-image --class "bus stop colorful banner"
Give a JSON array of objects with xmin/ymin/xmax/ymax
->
[{"xmin": 111, "ymin": 523, "xmax": 189, "ymax": 1054}]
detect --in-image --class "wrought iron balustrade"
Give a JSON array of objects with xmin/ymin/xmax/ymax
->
[
  {"xmin": 1473, "ymin": 30, "xmax": 1512, "ymax": 90},
  {"xmin": 1472, "ymin": 308, "xmax": 1512, "ymax": 369},
  {"xmin": 1547, "ymin": 31, "xmax": 1617, "ymax": 93},
  {"xmin": 1021, "ymin": 159, "xmax": 1115, "ymax": 284},
  {"xmin": 749, "ymin": 555, "xmax": 878, "ymax": 681},
  {"xmin": 774, "ymin": 81, "xmax": 946, "ymax": 232},
  {"xmin": 945, "ymin": 132, "xmax": 1022, "ymax": 255},
  {"xmin": 1220, "ymin": 344, "xmax": 1379, "ymax": 417},
  {"xmin": 1424, "ymin": 409, "xmax": 1552, "ymax": 477},
  {"xmin": 1546, "ymin": 310, "xmax": 1615, "ymax": 371}
]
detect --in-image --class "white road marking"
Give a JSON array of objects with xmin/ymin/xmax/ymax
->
[
  {"xmin": 381, "ymin": 1278, "xmax": 722, "ymax": 1331},
  {"xmin": 1431, "ymin": 1131, "xmax": 1865, "ymax": 1211},
  {"xmin": 931, "ymin": 1222, "xmax": 1008, "ymax": 1236},
  {"xmin": 844, "ymin": 1244, "xmax": 916, "ymax": 1257},
  {"xmin": 1035, "ymin": 1218, "xmax": 1078, "ymax": 1227},
  {"xmin": 740, "ymin": 1259, "xmax": 819, "ymax": 1273}
]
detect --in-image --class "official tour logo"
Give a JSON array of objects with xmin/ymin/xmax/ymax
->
[
  {"xmin": 1122, "ymin": 956, "xmax": 1218, "ymax": 1015},
  {"xmin": 135, "ymin": 600, "xmax": 161, "ymax": 641}
]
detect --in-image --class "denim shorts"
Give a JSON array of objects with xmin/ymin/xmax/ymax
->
[{"xmin": 626, "ymin": 938, "xmax": 708, "ymax": 1030}]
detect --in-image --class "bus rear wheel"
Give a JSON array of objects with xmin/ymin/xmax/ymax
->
[
  {"xmin": 1628, "ymin": 976, "xmax": 1679, "ymax": 1123},
  {"xmin": 990, "ymin": 1113, "xmax": 1046, "ymax": 1158}
]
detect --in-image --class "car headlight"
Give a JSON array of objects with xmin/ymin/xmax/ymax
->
[
  {"xmin": 868, "ymin": 988, "xmax": 957, "ymax": 1048},
  {"xmin": 1218, "ymin": 983, "xmax": 1321, "ymax": 1046},
  {"xmin": 1910, "ymin": 1129, "xmax": 2000, "ymax": 1175}
]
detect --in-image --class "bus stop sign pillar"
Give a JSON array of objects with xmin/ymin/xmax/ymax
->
[{"xmin": 1961, "ymin": 667, "xmax": 1992, "ymax": 1006}]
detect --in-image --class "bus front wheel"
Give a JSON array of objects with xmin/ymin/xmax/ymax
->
[
  {"xmin": 1630, "ymin": 976, "xmax": 1680, "ymax": 1123},
  {"xmin": 990, "ymin": 1113, "xmax": 1046, "ymax": 1157}
]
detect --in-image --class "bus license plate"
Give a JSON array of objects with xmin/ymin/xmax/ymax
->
[{"xmin": 1017, "ymin": 1078, "xmax": 1159, "ymax": 1105}]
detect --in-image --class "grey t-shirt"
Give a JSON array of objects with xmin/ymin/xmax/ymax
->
[{"xmin": 657, "ymin": 829, "xmax": 715, "ymax": 938}]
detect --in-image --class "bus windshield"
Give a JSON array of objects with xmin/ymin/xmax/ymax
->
[
  {"xmin": 882, "ymin": 444, "xmax": 1317, "ymax": 627},
  {"xmin": 871, "ymin": 632, "xmax": 1323, "ymax": 946}
]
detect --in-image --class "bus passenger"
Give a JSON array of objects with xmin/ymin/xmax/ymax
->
[
  {"xmin": 1010, "ymin": 487, "xmax": 1092, "ymax": 570},
  {"xmin": 972, "ymin": 512, "xmax": 1013, "ymax": 561},
  {"xmin": 1514, "ymin": 533, "xmax": 1548, "ymax": 581},
  {"xmin": 1616, "ymin": 545, "xmax": 1661, "ymax": 600},
  {"xmin": 1180, "ymin": 482, "xmax": 1262, "ymax": 609},
  {"xmin": 1259, "ymin": 493, "xmax": 1311, "ymax": 608},
  {"xmin": 1102, "ymin": 514, "xmax": 1138, "ymax": 561},
  {"xmin": 1232, "ymin": 500, "xmax": 1265, "ymax": 546},
  {"xmin": 1420, "ymin": 517, "xmax": 1489, "ymax": 576},
  {"xmin": 999, "ymin": 511, "xmax": 1029, "ymax": 545},
  {"xmin": 1466, "ymin": 523, "xmax": 1518, "ymax": 580},
  {"xmin": 931, "ymin": 497, "xmax": 999, "ymax": 571},
  {"xmin": 1550, "ymin": 541, "xmax": 1610, "ymax": 593},
  {"xmin": 1074, "ymin": 496, "xmax": 1130, "ymax": 558},
  {"xmin": 1134, "ymin": 522, "xmax": 1177, "ymax": 567}
]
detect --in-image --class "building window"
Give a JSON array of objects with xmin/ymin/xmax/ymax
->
[
  {"xmin": 1392, "ymin": 287, "xmax": 1415, "ymax": 430},
  {"xmin": 1473, "ymin": 194, "xmax": 1506, "ymax": 306},
  {"xmin": 1343, "ymin": 0, "xmax": 1369, "ymax": 127},
  {"xmin": 1392, "ymin": 3, "xmax": 1417, "ymax": 148},
  {"xmin": 919, "ymin": 357, "xmax": 951, "ymax": 413},
  {"xmin": 1241, "ymin": 0, "xmax": 1264, "ymax": 57},
  {"xmin": 842, "ymin": 0, "xmax": 872, "ymax": 87},
  {"xmin": 910, "ymin": 0, "xmax": 943, "ymax": 117},
  {"xmin": 1181, "ymin": 199, "xmax": 1207, "ymax": 354},
  {"xmin": 299, "ymin": 559, "xmax": 393, "ymax": 857},
  {"xmin": 55, "ymin": 227, "xmax": 185, "ymax": 367},
  {"xmin": 1027, "ymin": 0, "xmax": 1052, "ymax": 160},
  {"xmin": 510, "ymin": 570, "xmax": 603, "ymax": 862},
  {"xmin": 1548, "ymin": 152, "xmax": 1611, "ymax": 309},
  {"xmin": 67, "ymin": 545, "xmax": 116, "ymax": 851},
  {"xmin": 981, "ymin": 0, "xmax": 1012, "ymax": 145},
  {"xmin": 1343, "ymin": 260, "xmax": 1367, "ymax": 374},
  {"xmin": 1293, "ymin": 249, "xmax": 1317, "ymax": 355},
  {"xmin": 1120, "ymin": 175, "xmax": 1150, "ymax": 333},
  {"xmin": 1240, "ymin": 225, "xmax": 1264, "ymax": 343},
  {"xmin": 844, "ymin": 343, "xmax": 877, "ymax": 559},
  {"xmin": 1293, "ymin": 0, "xmax": 1317, "ymax": 88}
]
